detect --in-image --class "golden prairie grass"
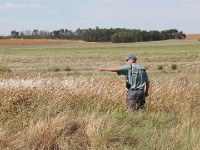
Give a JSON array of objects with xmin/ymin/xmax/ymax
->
[
  {"xmin": 147, "ymin": 74, "xmax": 200, "ymax": 113},
  {"xmin": 0, "ymin": 73, "xmax": 200, "ymax": 149}
]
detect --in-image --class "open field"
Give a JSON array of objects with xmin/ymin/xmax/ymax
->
[
  {"xmin": 0, "ymin": 39, "xmax": 200, "ymax": 149},
  {"xmin": 0, "ymin": 39, "xmax": 200, "ymax": 75}
]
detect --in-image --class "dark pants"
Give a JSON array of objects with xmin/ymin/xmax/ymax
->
[{"xmin": 126, "ymin": 89, "xmax": 145, "ymax": 111}]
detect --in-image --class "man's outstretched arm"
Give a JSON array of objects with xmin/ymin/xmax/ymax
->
[{"xmin": 98, "ymin": 68, "xmax": 118, "ymax": 72}]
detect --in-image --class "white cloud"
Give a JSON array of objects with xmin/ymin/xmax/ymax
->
[{"xmin": 0, "ymin": 2, "xmax": 47, "ymax": 10}]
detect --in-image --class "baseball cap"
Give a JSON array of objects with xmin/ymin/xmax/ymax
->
[{"xmin": 124, "ymin": 54, "xmax": 137, "ymax": 60}]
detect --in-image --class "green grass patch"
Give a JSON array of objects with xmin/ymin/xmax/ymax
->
[
  {"xmin": 158, "ymin": 65, "xmax": 163, "ymax": 70},
  {"xmin": 0, "ymin": 64, "xmax": 11, "ymax": 73},
  {"xmin": 171, "ymin": 64, "xmax": 178, "ymax": 70},
  {"xmin": 47, "ymin": 66, "xmax": 61, "ymax": 72},
  {"xmin": 64, "ymin": 66, "xmax": 71, "ymax": 71}
]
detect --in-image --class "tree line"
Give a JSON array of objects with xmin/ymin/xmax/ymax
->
[{"xmin": 1, "ymin": 27, "xmax": 186, "ymax": 43}]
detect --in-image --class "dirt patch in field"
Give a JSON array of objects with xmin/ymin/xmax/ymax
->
[
  {"xmin": 0, "ymin": 39, "xmax": 91, "ymax": 46},
  {"xmin": 186, "ymin": 34, "xmax": 200, "ymax": 40}
]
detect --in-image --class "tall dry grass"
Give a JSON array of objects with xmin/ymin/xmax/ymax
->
[
  {"xmin": 147, "ymin": 74, "xmax": 200, "ymax": 113},
  {"xmin": 0, "ymin": 73, "xmax": 200, "ymax": 149}
]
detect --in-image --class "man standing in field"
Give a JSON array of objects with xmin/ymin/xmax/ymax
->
[{"xmin": 99, "ymin": 54, "xmax": 150, "ymax": 111}]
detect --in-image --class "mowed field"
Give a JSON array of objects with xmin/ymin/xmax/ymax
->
[
  {"xmin": 0, "ymin": 39, "xmax": 200, "ymax": 149},
  {"xmin": 0, "ymin": 38, "xmax": 200, "ymax": 75}
]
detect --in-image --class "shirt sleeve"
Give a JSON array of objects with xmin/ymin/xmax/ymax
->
[{"xmin": 117, "ymin": 65, "xmax": 130, "ymax": 76}]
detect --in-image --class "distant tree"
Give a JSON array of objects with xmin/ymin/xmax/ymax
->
[
  {"xmin": 7, "ymin": 27, "xmax": 186, "ymax": 42},
  {"xmin": 181, "ymin": 31, "xmax": 186, "ymax": 39},
  {"xmin": 32, "ymin": 29, "xmax": 39, "ymax": 36},
  {"xmin": 10, "ymin": 30, "xmax": 19, "ymax": 38},
  {"xmin": 66, "ymin": 30, "xmax": 73, "ymax": 36},
  {"xmin": 19, "ymin": 31, "xmax": 24, "ymax": 38},
  {"xmin": 23, "ymin": 30, "xmax": 32, "ymax": 36},
  {"xmin": 59, "ymin": 29, "xmax": 65, "ymax": 34},
  {"xmin": 58, "ymin": 29, "xmax": 65, "ymax": 38},
  {"xmin": 149, "ymin": 30, "xmax": 161, "ymax": 41},
  {"xmin": 174, "ymin": 31, "xmax": 186, "ymax": 39},
  {"xmin": 167, "ymin": 29, "xmax": 179, "ymax": 39},
  {"xmin": 161, "ymin": 29, "xmax": 179, "ymax": 40},
  {"xmin": 52, "ymin": 30, "xmax": 60, "ymax": 39},
  {"xmin": 75, "ymin": 28, "xmax": 85, "ymax": 39},
  {"xmin": 39, "ymin": 30, "xmax": 50, "ymax": 38}
]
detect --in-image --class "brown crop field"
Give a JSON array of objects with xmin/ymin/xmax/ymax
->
[
  {"xmin": 0, "ymin": 39, "xmax": 91, "ymax": 46},
  {"xmin": 186, "ymin": 34, "xmax": 200, "ymax": 39}
]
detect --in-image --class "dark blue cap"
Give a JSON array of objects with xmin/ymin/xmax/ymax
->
[{"xmin": 124, "ymin": 54, "xmax": 137, "ymax": 60}]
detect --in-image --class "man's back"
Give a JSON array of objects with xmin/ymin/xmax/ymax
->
[{"xmin": 117, "ymin": 63, "xmax": 149, "ymax": 90}]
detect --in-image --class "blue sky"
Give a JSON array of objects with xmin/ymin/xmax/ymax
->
[{"xmin": 0, "ymin": 0, "xmax": 200, "ymax": 35}]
